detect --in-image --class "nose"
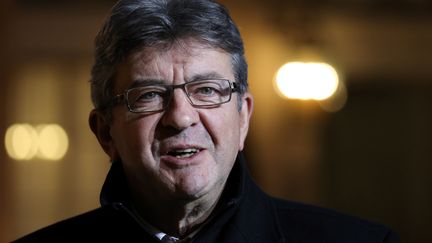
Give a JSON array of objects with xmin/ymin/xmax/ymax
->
[{"xmin": 161, "ymin": 89, "xmax": 199, "ymax": 130}]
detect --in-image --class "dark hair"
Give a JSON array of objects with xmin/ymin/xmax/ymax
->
[{"xmin": 90, "ymin": 0, "xmax": 248, "ymax": 113}]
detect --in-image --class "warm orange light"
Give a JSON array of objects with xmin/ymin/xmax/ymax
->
[{"xmin": 275, "ymin": 62, "xmax": 339, "ymax": 101}]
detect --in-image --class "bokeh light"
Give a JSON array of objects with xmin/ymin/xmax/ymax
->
[
  {"xmin": 275, "ymin": 62, "xmax": 339, "ymax": 101},
  {"xmin": 5, "ymin": 124, "xmax": 39, "ymax": 160},
  {"xmin": 36, "ymin": 124, "xmax": 69, "ymax": 161},
  {"xmin": 5, "ymin": 123, "xmax": 69, "ymax": 161}
]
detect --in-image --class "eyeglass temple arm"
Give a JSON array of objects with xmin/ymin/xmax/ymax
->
[{"xmin": 232, "ymin": 82, "xmax": 240, "ymax": 93}]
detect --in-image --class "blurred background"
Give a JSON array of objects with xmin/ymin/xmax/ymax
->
[{"xmin": 1, "ymin": 0, "xmax": 431, "ymax": 242}]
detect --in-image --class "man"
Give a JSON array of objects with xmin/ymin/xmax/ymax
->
[{"xmin": 15, "ymin": 0, "xmax": 400, "ymax": 242}]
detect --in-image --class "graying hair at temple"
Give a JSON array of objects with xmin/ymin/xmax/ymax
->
[{"xmin": 90, "ymin": 0, "xmax": 248, "ymax": 115}]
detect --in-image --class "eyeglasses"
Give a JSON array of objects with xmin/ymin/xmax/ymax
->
[{"xmin": 109, "ymin": 79, "xmax": 239, "ymax": 113}]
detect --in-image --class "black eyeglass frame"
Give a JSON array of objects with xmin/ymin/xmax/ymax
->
[{"xmin": 108, "ymin": 79, "xmax": 240, "ymax": 113}]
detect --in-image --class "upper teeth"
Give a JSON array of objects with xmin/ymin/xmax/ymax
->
[
  {"xmin": 168, "ymin": 148, "xmax": 199, "ymax": 158},
  {"xmin": 179, "ymin": 148, "xmax": 198, "ymax": 153}
]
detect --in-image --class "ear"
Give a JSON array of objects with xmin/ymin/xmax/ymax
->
[
  {"xmin": 238, "ymin": 92, "xmax": 253, "ymax": 151},
  {"xmin": 89, "ymin": 109, "xmax": 119, "ymax": 161}
]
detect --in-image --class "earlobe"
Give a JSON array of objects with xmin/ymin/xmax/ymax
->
[
  {"xmin": 238, "ymin": 93, "xmax": 254, "ymax": 151},
  {"xmin": 89, "ymin": 110, "xmax": 119, "ymax": 161}
]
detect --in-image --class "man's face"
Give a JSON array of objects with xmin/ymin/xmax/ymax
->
[{"xmin": 93, "ymin": 39, "xmax": 253, "ymax": 202}]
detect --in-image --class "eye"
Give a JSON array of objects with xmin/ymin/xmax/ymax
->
[
  {"xmin": 139, "ymin": 91, "xmax": 160, "ymax": 100},
  {"xmin": 196, "ymin": 86, "xmax": 217, "ymax": 95},
  {"xmin": 129, "ymin": 86, "xmax": 167, "ymax": 104}
]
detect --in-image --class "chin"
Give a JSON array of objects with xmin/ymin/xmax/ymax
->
[{"xmin": 171, "ymin": 178, "xmax": 213, "ymax": 200}]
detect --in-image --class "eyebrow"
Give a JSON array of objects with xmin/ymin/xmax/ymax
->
[
  {"xmin": 187, "ymin": 72, "xmax": 226, "ymax": 82},
  {"xmin": 127, "ymin": 71, "xmax": 227, "ymax": 89},
  {"xmin": 127, "ymin": 79, "xmax": 166, "ymax": 89}
]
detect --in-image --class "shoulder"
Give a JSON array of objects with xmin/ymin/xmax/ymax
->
[
  {"xmin": 269, "ymin": 197, "xmax": 401, "ymax": 243},
  {"xmin": 12, "ymin": 206, "xmax": 145, "ymax": 242}
]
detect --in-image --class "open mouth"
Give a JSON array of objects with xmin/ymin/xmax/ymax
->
[{"xmin": 167, "ymin": 148, "xmax": 200, "ymax": 158}]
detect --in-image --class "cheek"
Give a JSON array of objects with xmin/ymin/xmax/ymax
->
[
  {"xmin": 111, "ymin": 115, "xmax": 160, "ymax": 161},
  {"xmin": 200, "ymin": 107, "xmax": 241, "ymax": 148}
]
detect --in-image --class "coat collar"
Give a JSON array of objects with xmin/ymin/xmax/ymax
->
[
  {"xmin": 224, "ymin": 153, "xmax": 286, "ymax": 242},
  {"xmin": 99, "ymin": 160, "xmax": 130, "ymax": 206}
]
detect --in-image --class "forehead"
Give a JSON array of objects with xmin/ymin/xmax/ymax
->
[
  {"xmin": 129, "ymin": 40, "xmax": 212, "ymax": 65},
  {"xmin": 114, "ymin": 39, "xmax": 234, "ymax": 92}
]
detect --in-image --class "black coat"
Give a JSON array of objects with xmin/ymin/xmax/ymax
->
[{"xmin": 14, "ymin": 154, "xmax": 401, "ymax": 243}]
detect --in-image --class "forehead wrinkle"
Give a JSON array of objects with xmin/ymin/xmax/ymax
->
[
  {"xmin": 128, "ymin": 48, "xmax": 174, "ymax": 83},
  {"xmin": 123, "ymin": 39, "xmax": 233, "ymax": 90}
]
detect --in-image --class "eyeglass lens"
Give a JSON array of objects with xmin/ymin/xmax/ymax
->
[{"xmin": 126, "ymin": 79, "xmax": 233, "ymax": 112}]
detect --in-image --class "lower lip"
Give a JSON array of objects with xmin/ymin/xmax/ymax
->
[{"xmin": 160, "ymin": 150, "xmax": 205, "ymax": 168}]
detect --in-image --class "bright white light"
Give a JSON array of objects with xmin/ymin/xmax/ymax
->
[
  {"xmin": 4, "ymin": 123, "xmax": 69, "ymax": 161},
  {"xmin": 5, "ymin": 124, "xmax": 38, "ymax": 160},
  {"xmin": 36, "ymin": 124, "xmax": 69, "ymax": 161},
  {"xmin": 275, "ymin": 62, "xmax": 339, "ymax": 100}
]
